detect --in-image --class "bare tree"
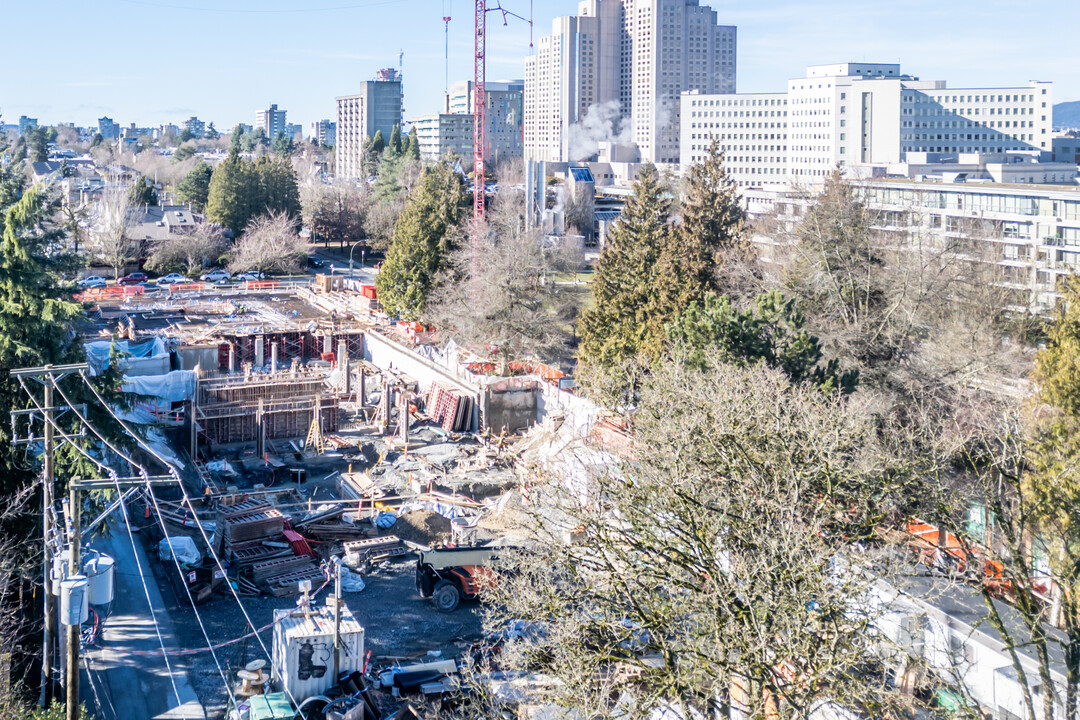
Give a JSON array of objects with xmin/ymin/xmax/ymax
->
[
  {"xmin": 227, "ymin": 210, "xmax": 308, "ymax": 275},
  {"xmin": 427, "ymin": 193, "xmax": 583, "ymax": 366},
  {"xmin": 145, "ymin": 223, "xmax": 227, "ymax": 276},
  {"xmin": 468, "ymin": 359, "xmax": 926, "ymax": 719},
  {"xmin": 91, "ymin": 184, "xmax": 136, "ymax": 279}
]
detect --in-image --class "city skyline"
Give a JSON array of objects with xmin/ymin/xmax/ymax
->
[{"xmin": 1, "ymin": 0, "xmax": 1078, "ymax": 130}]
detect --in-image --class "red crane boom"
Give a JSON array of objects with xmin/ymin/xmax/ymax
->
[{"xmin": 473, "ymin": 0, "xmax": 487, "ymax": 225}]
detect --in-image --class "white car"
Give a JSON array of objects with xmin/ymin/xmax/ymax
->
[
  {"xmin": 200, "ymin": 269, "xmax": 232, "ymax": 283},
  {"xmin": 234, "ymin": 271, "xmax": 266, "ymax": 281},
  {"xmin": 78, "ymin": 275, "xmax": 107, "ymax": 288},
  {"xmin": 157, "ymin": 273, "xmax": 190, "ymax": 285}
]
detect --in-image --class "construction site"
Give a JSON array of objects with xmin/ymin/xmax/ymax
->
[{"xmin": 43, "ymin": 271, "xmax": 611, "ymax": 720}]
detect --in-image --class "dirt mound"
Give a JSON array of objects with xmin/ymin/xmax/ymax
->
[{"xmin": 392, "ymin": 510, "xmax": 453, "ymax": 546}]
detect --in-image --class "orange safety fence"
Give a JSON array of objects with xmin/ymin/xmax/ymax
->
[{"xmin": 243, "ymin": 280, "xmax": 280, "ymax": 290}]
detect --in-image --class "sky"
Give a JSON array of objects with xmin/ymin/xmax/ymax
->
[{"xmin": 1, "ymin": 0, "xmax": 1078, "ymax": 132}]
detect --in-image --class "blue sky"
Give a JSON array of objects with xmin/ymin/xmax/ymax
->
[{"xmin": 1, "ymin": 0, "xmax": 1077, "ymax": 131}]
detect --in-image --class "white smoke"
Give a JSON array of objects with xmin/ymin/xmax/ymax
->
[{"xmin": 567, "ymin": 100, "xmax": 634, "ymax": 162}]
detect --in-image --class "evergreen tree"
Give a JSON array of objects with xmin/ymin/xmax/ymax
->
[
  {"xmin": 371, "ymin": 130, "xmax": 386, "ymax": 154},
  {"xmin": 207, "ymin": 152, "xmax": 300, "ymax": 236},
  {"xmin": 205, "ymin": 122, "xmax": 219, "ymax": 140},
  {"xmin": 578, "ymin": 165, "xmax": 670, "ymax": 369},
  {"xmin": 643, "ymin": 142, "xmax": 747, "ymax": 358},
  {"xmin": 175, "ymin": 161, "xmax": 213, "ymax": 212},
  {"xmin": 390, "ymin": 124, "xmax": 402, "ymax": 156},
  {"xmin": 0, "ymin": 187, "xmax": 83, "ymax": 494},
  {"xmin": 206, "ymin": 150, "xmax": 249, "ymax": 235},
  {"xmin": 376, "ymin": 162, "xmax": 466, "ymax": 319},
  {"xmin": 177, "ymin": 128, "xmax": 195, "ymax": 143},
  {"xmin": 272, "ymin": 131, "xmax": 294, "ymax": 157},
  {"xmin": 407, "ymin": 127, "xmax": 421, "ymax": 161},
  {"xmin": 127, "ymin": 175, "xmax": 158, "ymax": 207},
  {"xmin": 667, "ymin": 290, "xmax": 857, "ymax": 393},
  {"xmin": 229, "ymin": 126, "xmax": 244, "ymax": 152}
]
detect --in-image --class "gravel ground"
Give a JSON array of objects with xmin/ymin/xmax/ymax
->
[{"xmin": 145, "ymin": 541, "xmax": 483, "ymax": 719}]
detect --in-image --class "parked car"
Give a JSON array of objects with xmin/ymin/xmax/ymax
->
[
  {"xmin": 234, "ymin": 271, "xmax": 266, "ymax": 281},
  {"xmin": 77, "ymin": 275, "xmax": 107, "ymax": 288},
  {"xmin": 200, "ymin": 269, "xmax": 231, "ymax": 283},
  {"xmin": 307, "ymin": 256, "xmax": 324, "ymax": 269},
  {"xmin": 157, "ymin": 273, "xmax": 190, "ymax": 285},
  {"xmin": 118, "ymin": 272, "xmax": 148, "ymax": 286}
]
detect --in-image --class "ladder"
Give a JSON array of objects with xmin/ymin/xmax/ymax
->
[{"xmin": 304, "ymin": 396, "xmax": 325, "ymax": 454}]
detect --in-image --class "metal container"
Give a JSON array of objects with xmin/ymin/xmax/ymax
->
[
  {"xmin": 271, "ymin": 602, "xmax": 365, "ymax": 703},
  {"xmin": 84, "ymin": 554, "xmax": 115, "ymax": 605},
  {"xmin": 60, "ymin": 575, "xmax": 89, "ymax": 626}
]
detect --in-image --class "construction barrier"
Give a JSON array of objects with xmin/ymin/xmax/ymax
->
[{"xmin": 243, "ymin": 280, "xmax": 281, "ymax": 291}]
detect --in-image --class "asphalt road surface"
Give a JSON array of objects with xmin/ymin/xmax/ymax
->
[{"xmin": 80, "ymin": 521, "xmax": 206, "ymax": 720}]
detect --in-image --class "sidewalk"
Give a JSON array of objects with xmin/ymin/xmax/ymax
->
[{"xmin": 80, "ymin": 521, "xmax": 206, "ymax": 720}]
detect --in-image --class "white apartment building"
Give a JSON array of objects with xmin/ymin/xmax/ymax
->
[
  {"xmin": 744, "ymin": 179, "xmax": 1080, "ymax": 314},
  {"xmin": 410, "ymin": 113, "xmax": 474, "ymax": 161},
  {"xmin": 255, "ymin": 103, "xmax": 288, "ymax": 140},
  {"xmin": 682, "ymin": 63, "xmax": 1055, "ymax": 188},
  {"xmin": 336, "ymin": 69, "xmax": 404, "ymax": 180},
  {"xmin": 311, "ymin": 119, "xmax": 336, "ymax": 147},
  {"xmin": 444, "ymin": 80, "xmax": 525, "ymax": 164},
  {"xmin": 525, "ymin": 0, "xmax": 735, "ymax": 166}
]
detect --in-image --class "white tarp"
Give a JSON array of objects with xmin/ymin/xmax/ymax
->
[
  {"xmin": 158, "ymin": 536, "xmax": 200, "ymax": 565},
  {"xmin": 85, "ymin": 337, "xmax": 169, "ymax": 376},
  {"xmin": 122, "ymin": 370, "xmax": 196, "ymax": 403},
  {"xmin": 115, "ymin": 371, "xmax": 196, "ymax": 425}
]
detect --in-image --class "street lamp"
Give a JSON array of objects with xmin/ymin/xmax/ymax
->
[{"xmin": 349, "ymin": 239, "xmax": 367, "ymax": 278}]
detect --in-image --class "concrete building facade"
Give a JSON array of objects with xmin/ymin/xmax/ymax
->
[
  {"xmin": 182, "ymin": 116, "xmax": 206, "ymax": 138},
  {"xmin": 446, "ymin": 80, "xmax": 525, "ymax": 164},
  {"xmin": 336, "ymin": 69, "xmax": 404, "ymax": 180},
  {"xmin": 682, "ymin": 63, "xmax": 1056, "ymax": 188},
  {"xmin": 311, "ymin": 119, "xmax": 336, "ymax": 147},
  {"xmin": 98, "ymin": 117, "xmax": 120, "ymax": 140},
  {"xmin": 525, "ymin": 0, "xmax": 735, "ymax": 165},
  {"xmin": 255, "ymin": 103, "xmax": 288, "ymax": 140},
  {"xmin": 744, "ymin": 179, "xmax": 1080, "ymax": 314},
  {"xmin": 411, "ymin": 113, "xmax": 475, "ymax": 161}
]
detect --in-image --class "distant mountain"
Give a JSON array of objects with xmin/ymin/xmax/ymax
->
[{"xmin": 1055, "ymin": 101, "xmax": 1080, "ymax": 130}]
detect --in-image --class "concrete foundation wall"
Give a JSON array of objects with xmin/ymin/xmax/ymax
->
[{"xmin": 482, "ymin": 377, "xmax": 540, "ymax": 435}]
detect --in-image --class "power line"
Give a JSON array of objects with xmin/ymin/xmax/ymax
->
[
  {"xmin": 46, "ymin": 376, "xmax": 235, "ymax": 708},
  {"xmin": 77, "ymin": 371, "xmax": 301, "ymax": 708},
  {"xmin": 116, "ymin": 0, "xmax": 406, "ymax": 13},
  {"xmin": 15, "ymin": 376, "xmax": 186, "ymax": 715}
]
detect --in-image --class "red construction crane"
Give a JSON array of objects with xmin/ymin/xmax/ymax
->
[{"xmin": 473, "ymin": 2, "xmax": 531, "ymax": 227}]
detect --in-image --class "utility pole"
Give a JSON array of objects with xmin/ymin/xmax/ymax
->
[
  {"xmin": 66, "ymin": 483, "xmax": 80, "ymax": 720},
  {"xmin": 9, "ymin": 363, "xmax": 87, "ymax": 708},
  {"xmin": 42, "ymin": 369, "xmax": 56, "ymax": 707}
]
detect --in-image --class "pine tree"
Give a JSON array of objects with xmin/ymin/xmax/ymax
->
[
  {"xmin": 376, "ymin": 162, "xmax": 466, "ymax": 319},
  {"xmin": 578, "ymin": 165, "xmax": 670, "ymax": 369},
  {"xmin": 207, "ymin": 152, "xmax": 301, "ymax": 236},
  {"xmin": 371, "ymin": 130, "xmax": 386, "ymax": 154},
  {"xmin": 126, "ymin": 175, "xmax": 158, "ymax": 207},
  {"xmin": 667, "ymin": 290, "xmax": 857, "ymax": 393},
  {"xmin": 175, "ymin": 161, "xmax": 213, "ymax": 212},
  {"xmin": 642, "ymin": 142, "xmax": 747, "ymax": 359},
  {"xmin": 407, "ymin": 127, "xmax": 421, "ymax": 161},
  {"xmin": 390, "ymin": 124, "xmax": 403, "ymax": 156},
  {"xmin": 206, "ymin": 150, "xmax": 248, "ymax": 235},
  {"xmin": 0, "ymin": 187, "xmax": 83, "ymax": 494}
]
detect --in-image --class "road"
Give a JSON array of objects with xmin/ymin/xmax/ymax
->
[{"xmin": 80, "ymin": 521, "xmax": 206, "ymax": 720}]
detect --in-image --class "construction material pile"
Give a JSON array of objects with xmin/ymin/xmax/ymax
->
[{"xmin": 426, "ymin": 384, "xmax": 474, "ymax": 433}]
